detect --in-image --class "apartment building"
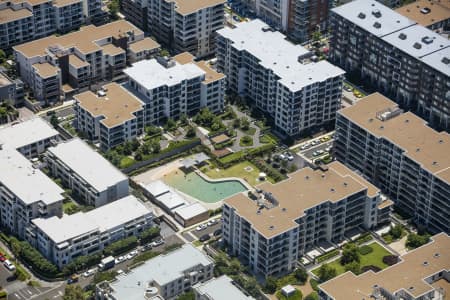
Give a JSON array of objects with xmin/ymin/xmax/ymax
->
[
  {"xmin": 0, "ymin": 117, "xmax": 59, "ymax": 158},
  {"xmin": 334, "ymin": 93, "xmax": 450, "ymax": 234},
  {"xmin": 29, "ymin": 195, "xmax": 153, "ymax": 268},
  {"xmin": 0, "ymin": 146, "xmax": 64, "ymax": 239},
  {"xmin": 74, "ymin": 83, "xmax": 145, "ymax": 150},
  {"xmin": 45, "ymin": 138, "xmax": 129, "ymax": 207},
  {"xmin": 194, "ymin": 275, "xmax": 255, "ymax": 300},
  {"xmin": 13, "ymin": 20, "xmax": 158, "ymax": 104},
  {"xmin": 319, "ymin": 233, "xmax": 449, "ymax": 300},
  {"xmin": 222, "ymin": 161, "xmax": 392, "ymax": 277},
  {"xmin": 289, "ymin": 0, "xmax": 331, "ymax": 43},
  {"xmin": 128, "ymin": 37, "xmax": 160, "ymax": 63},
  {"xmin": 396, "ymin": 0, "xmax": 450, "ymax": 32},
  {"xmin": 0, "ymin": 72, "xmax": 24, "ymax": 106},
  {"xmin": 147, "ymin": 0, "xmax": 225, "ymax": 57},
  {"xmin": 216, "ymin": 20, "xmax": 344, "ymax": 137},
  {"xmin": 123, "ymin": 53, "xmax": 225, "ymax": 124},
  {"xmin": 329, "ymin": 0, "xmax": 450, "ymax": 131},
  {"xmin": 120, "ymin": 0, "xmax": 148, "ymax": 32},
  {"xmin": 96, "ymin": 244, "xmax": 214, "ymax": 300}
]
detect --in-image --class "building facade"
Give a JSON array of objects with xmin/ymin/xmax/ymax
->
[
  {"xmin": 120, "ymin": 0, "xmax": 148, "ymax": 32},
  {"xmin": 216, "ymin": 20, "xmax": 344, "ymax": 137},
  {"xmin": 13, "ymin": 20, "xmax": 159, "ymax": 105},
  {"xmin": 45, "ymin": 138, "xmax": 129, "ymax": 207},
  {"xmin": 334, "ymin": 93, "xmax": 450, "ymax": 234},
  {"xmin": 319, "ymin": 233, "xmax": 450, "ymax": 300},
  {"xmin": 29, "ymin": 195, "xmax": 153, "ymax": 268},
  {"xmin": 147, "ymin": 0, "xmax": 225, "ymax": 57},
  {"xmin": 290, "ymin": 0, "xmax": 332, "ymax": 43},
  {"xmin": 329, "ymin": 0, "xmax": 450, "ymax": 131},
  {"xmin": 0, "ymin": 72, "xmax": 24, "ymax": 106},
  {"xmin": 222, "ymin": 161, "xmax": 392, "ymax": 277}
]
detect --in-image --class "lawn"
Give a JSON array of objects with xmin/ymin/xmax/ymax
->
[
  {"xmin": 63, "ymin": 201, "xmax": 80, "ymax": 215},
  {"xmin": 312, "ymin": 242, "xmax": 391, "ymax": 277},
  {"xmin": 201, "ymin": 161, "xmax": 271, "ymax": 186},
  {"xmin": 119, "ymin": 156, "xmax": 135, "ymax": 169}
]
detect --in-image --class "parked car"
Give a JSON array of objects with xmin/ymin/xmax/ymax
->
[
  {"xmin": 6, "ymin": 274, "xmax": 17, "ymax": 282},
  {"xmin": 126, "ymin": 250, "xmax": 138, "ymax": 260},
  {"xmin": 313, "ymin": 150, "xmax": 324, "ymax": 157},
  {"xmin": 151, "ymin": 239, "xmax": 165, "ymax": 247},
  {"xmin": 213, "ymin": 229, "xmax": 222, "ymax": 237},
  {"xmin": 344, "ymin": 85, "xmax": 353, "ymax": 92},
  {"xmin": 67, "ymin": 274, "xmax": 79, "ymax": 284},
  {"xmin": 279, "ymin": 154, "xmax": 286, "ymax": 160},
  {"xmin": 199, "ymin": 234, "xmax": 211, "ymax": 242},
  {"xmin": 207, "ymin": 219, "xmax": 218, "ymax": 226},
  {"xmin": 311, "ymin": 140, "xmax": 320, "ymax": 146},
  {"xmin": 0, "ymin": 254, "xmax": 6, "ymax": 262},
  {"xmin": 116, "ymin": 269, "xmax": 124, "ymax": 276},
  {"xmin": 300, "ymin": 144, "xmax": 309, "ymax": 150},
  {"xmin": 141, "ymin": 244, "xmax": 153, "ymax": 252},
  {"xmin": 4, "ymin": 260, "xmax": 15, "ymax": 271},
  {"xmin": 115, "ymin": 256, "xmax": 125, "ymax": 264},
  {"xmin": 196, "ymin": 224, "xmax": 208, "ymax": 231},
  {"xmin": 82, "ymin": 269, "xmax": 95, "ymax": 277},
  {"xmin": 286, "ymin": 153, "xmax": 294, "ymax": 161}
]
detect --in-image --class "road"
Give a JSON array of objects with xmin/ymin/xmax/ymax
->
[{"xmin": 300, "ymin": 141, "xmax": 333, "ymax": 160}]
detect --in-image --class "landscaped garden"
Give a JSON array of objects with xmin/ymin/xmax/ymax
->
[{"xmin": 200, "ymin": 161, "xmax": 272, "ymax": 186}]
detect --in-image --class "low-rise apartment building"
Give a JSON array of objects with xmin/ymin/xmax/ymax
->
[
  {"xmin": 74, "ymin": 83, "xmax": 145, "ymax": 150},
  {"xmin": 13, "ymin": 20, "xmax": 159, "ymax": 104},
  {"xmin": 216, "ymin": 20, "xmax": 344, "ymax": 137},
  {"xmin": 222, "ymin": 161, "xmax": 392, "ymax": 277},
  {"xmin": 329, "ymin": 0, "xmax": 450, "ymax": 131},
  {"xmin": 396, "ymin": 0, "xmax": 450, "ymax": 32},
  {"xmin": 123, "ymin": 53, "xmax": 225, "ymax": 124},
  {"xmin": 29, "ymin": 195, "xmax": 153, "ymax": 268},
  {"xmin": 0, "ymin": 72, "xmax": 25, "ymax": 106},
  {"xmin": 319, "ymin": 232, "xmax": 450, "ymax": 300},
  {"xmin": 45, "ymin": 138, "xmax": 129, "ymax": 207},
  {"xmin": 0, "ymin": 146, "xmax": 64, "ymax": 239},
  {"xmin": 334, "ymin": 93, "xmax": 450, "ymax": 234},
  {"xmin": 147, "ymin": 0, "xmax": 225, "ymax": 57},
  {"xmin": 194, "ymin": 275, "xmax": 255, "ymax": 300},
  {"xmin": 96, "ymin": 244, "xmax": 214, "ymax": 299}
]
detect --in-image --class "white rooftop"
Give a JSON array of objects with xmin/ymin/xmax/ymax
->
[
  {"xmin": 174, "ymin": 202, "xmax": 207, "ymax": 220},
  {"xmin": 124, "ymin": 59, "xmax": 205, "ymax": 91},
  {"xmin": 32, "ymin": 195, "xmax": 152, "ymax": 244},
  {"xmin": 109, "ymin": 244, "xmax": 213, "ymax": 300},
  {"xmin": 217, "ymin": 20, "xmax": 345, "ymax": 92},
  {"xmin": 421, "ymin": 48, "xmax": 450, "ymax": 75},
  {"xmin": 0, "ymin": 146, "xmax": 64, "ymax": 205},
  {"xmin": 194, "ymin": 276, "xmax": 255, "ymax": 300},
  {"xmin": 156, "ymin": 189, "xmax": 187, "ymax": 211},
  {"xmin": 142, "ymin": 180, "xmax": 170, "ymax": 197},
  {"xmin": 47, "ymin": 138, "xmax": 128, "ymax": 192},
  {"xmin": 0, "ymin": 117, "xmax": 58, "ymax": 149},
  {"xmin": 331, "ymin": 0, "xmax": 416, "ymax": 37}
]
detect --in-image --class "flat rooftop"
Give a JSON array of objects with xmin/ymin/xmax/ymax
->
[
  {"xmin": 32, "ymin": 195, "xmax": 151, "ymax": 244},
  {"xmin": 173, "ymin": 52, "xmax": 225, "ymax": 84},
  {"xmin": 69, "ymin": 54, "xmax": 90, "ymax": 69},
  {"xmin": 174, "ymin": 202, "xmax": 207, "ymax": 220},
  {"xmin": 194, "ymin": 275, "xmax": 255, "ymax": 300},
  {"xmin": 396, "ymin": 0, "xmax": 450, "ymax": 27},
  {"xmin": 128, "ymin": 37, "xmax": 160, "ymax": 53},
  {"xmin": 47, "ymin": 138, "xmax": 128, "ymax": 192},
  {"xmin": 109, "ymin": 244, "xmax": 213, "ymax": 300},
  {"xmin": 338, "ymin": 93, "xmax": 450, "ymax": 183},
  {"xmin": 0, "ymin": 117, "xmax": 58, "ymax": 149},
  {"xmin": 74, "ymin": 83, "xmax": 144, "ymax": 128},
  {"xmin": 171, "ymin": 0, "xmax": 225, "ymax": 15},
  {"xmin": 52, "ymin": 0, "xmax": 82, "ymax": 7},
  {"xmin": 124, "ymin": 58, "xmax": 205, "ymax": 91},
  {"xmin": 32, "ymin": 62, "xmax": 59, "ymax": 78},
  {"xmin": 217, "ymin": 20, "xmax": 345, "ymax": 92},
  {"xmin": 320, "ymin": 233, "xmax": 450, "ymax": 300},
  {"xmin": 0, "ymin": 146, "xmax": 64, "ymax": 205},
  {"xmin": 14, "ymin": 20, "xmax": 143, "ymax": 57},
  {"xmin": 0, "ymin": 7, "xmax": 32, "ymax": 24},
  {"xmin": 224, "ymin": 161, "xmax": 379, "ymax": 238}
]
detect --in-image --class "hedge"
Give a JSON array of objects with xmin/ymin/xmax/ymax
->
[
  {"xmin": 316, "ymin": 249, "xmax": 340, "ymax": 263},
  {"xmin": 358, "ymin": 245, "xmax": 373, "ymax": 255},
  {"xmin": 382, "ymin": 255, "xmax": 399, "ymax": 266},
  {"xmin": 138, "ymin": 227, "xmax": 161, "ymax": 244},
  {"xmin": 104, "ymin": 236, "xmax": 138, "ymax": 256},
  {"xmin": 355, "ymin": 233, "xmax": 373, "ymax": 245},
  {"xmin": 63, "ymin": 253, "xmax": 102, "ymax": 275}
]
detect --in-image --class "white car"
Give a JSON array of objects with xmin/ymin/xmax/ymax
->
[
  {"xmin": 4, "ymin": 260, "xmax": 15, "ymax": 271},
  {"xmin": 207, "ymin": 219, "xmax": 218, "ymax": 226},
  {"xmin": 279, "ymin": 154, "xmax": 286, "ymax": 160},
  {"xmin": 82, "ymin": 269, "xmax": 95, "ymax": 277},
  {"xmin": 313, "ymin": 150, "xmax": 325, "ymax": 157},
  {"xmin": 287, "ymin": 154, "xmax": 294, "ymax": 161},
  {"xmin": 151, "ymin": 239, "xmax": 165, "ymax": 247},
  {"xmin": 196, "ymin": 224, "xmax": 208, "ymax": 231},
  {"xmin": 311, "ymin": 140, "xmax": 320, "ymax": 146},
  {"xmin": 116, "ymin": 269, "xmax": 124, "ymax": 275},
  {"xmin": 126, "ymin": 250, "xmax": 138, "ymax": 260},
  {"xmin": 115, "ymin": 256, "xmax": 125, "ymax": 264},
  {"xmin": 300, "ymin": 144, "xmax": 309, "ymax": 150}
]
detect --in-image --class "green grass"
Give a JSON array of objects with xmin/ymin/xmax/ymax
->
[
  {"xmin": 239, "ymin": 136, "xmax": 253, "ymax": 147},
  {"xmin": 201, "ymin": 161, "xmax": 272, "ymax": 186},
  {"xmin": 192, "ymin": 240, "xmax": 203, "ymax": 247},
  {"xmin": 312, "ymin": 242, "xmax": 392, "ymax": 277},
  {"xmin": 259, "ymin": 134, "xmax": 278, "ymax": 144},
  {"xmin": 119, "ymin": 156, "xmax": 135, "ymax": 169},
  {"xmin": 63, "ymin": 201, "xmax": 80, "ymax": 215},
  {"xmin": 276, "ymin": 289, "xmax": 302, "ymax": 300},
  {"xmin": 241, "ymin": 127, "xmax": 256, "ymax": 136}
]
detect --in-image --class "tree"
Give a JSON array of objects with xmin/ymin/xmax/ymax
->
[
  {"xmin": 166, "ymin": 118, "xmax": 177, "ymax": 130},
  {"xmin": 312, "ymin": 31, "xmax": 322, "ymax": 42},
  {"xmin": 406, "ymin": 233, "xmax": 430, "ymax": 249},
  {"xmin": 263, "ymin": 276, "xmax": 277, "ymax": 294},
  {"xmin": 341, "ymin": 243, "xmax": 360, "ymax": 265},
  {"xmin": 304, "ymin": 292, "xmax": 319, "ymax": 300},
  {"xmin": 389, "ymin": 224, "xmax": 404, "ymax": 240},
  {"xmin": 63, "ymin": 285, "xmax": 86, "ymax": 300},
  {"xmin": 229, "ymin": 258, "xmax": 243, "ymax": 275},
  {"xmin": 294, "ymin": 267, "xmax": 308, "ymax": 284},
  {"xmin": 317, "ymin": 264, "xmax": 337, "ymax": 282},
  {"xmin": 50, "ymin": 113, "xmax": 59, "ymax": 128},
  {"xmin": 160, "ymin": 49, "xmax": 170, "ymax": 57},
  {"xmin": 140, "ymin": 142, "xmax": 152, "ymax": 155},
  {"xmin": 0, "ymin": 49, "xmax": 6, "ymax": 64},
  {"xmin": 176, "ymin": 290, "xmax": 195, "ymax": 300},
  {"xmin": 152, "ymin": 140, "xmax": 161, "ymax": 153},
  {"xmin": 344, "ymin": 261, "xmax": 361, "ymax": 275},
  {"xmin": 185, "ymin": 126, "xmax": 196, "ymax": 138},
  {"xmin": 180, "ymin": 114, "xmax": 188, "ymax": 125},
  {"xmin": 145, "ymin": 125, "xmax": 161, "ymax": 136},
  {"xmin": 139, "ymin": 226, "xmax": 161, "ymax": 244},
  {"xmin": 233, "ymin": 118, "xmax": 241, "ymax": 128},
  {"xmin": 107, "ymin": 0, "xmax": 119, "ymax": 19},
  {"xmin": 240, "ymin": 117, "xmax": 250, "ymax": 130}
]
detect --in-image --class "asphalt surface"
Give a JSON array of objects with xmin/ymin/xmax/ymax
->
[
  {"xmin": 190, "ymin": 221, "xmax": 222, "ymax": 239},
  {"xmin": 300, "ymin": 141, "xmax": 333, "ymax": 160}
]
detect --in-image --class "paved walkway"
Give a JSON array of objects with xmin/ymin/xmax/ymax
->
[{"xmin": 224, "ymin": 106, "xmax": 262, "ymax": 152}]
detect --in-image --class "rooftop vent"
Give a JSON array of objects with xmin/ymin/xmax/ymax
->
[
  {"xmin": 358, "ymin": 12, "xmax": 366, "ymax": 19},
  {"xmin": 256, "ymin": 210, "xmax": 261, "ymax": 215},
  {"xmin": 305, "ymin": 175, "xmax": 310, "ymax": 180},
  {"xmin": 269, "ymin": 225, "xmax": 275, "ymax": 231},
  {"xmin": 438, "ymin": 139, "xmax": 443, "ymax": 144},
  {"xmin": 434, "ymin": 253, "xmax": 440, "ymax": 258},
  {"xmin": 413, "ymin": 42, "xmax": 422, "ymax": 49},
  {"xmin": 409, "ymin": 286, "xmax": 414, "ymax": 291},
  {"xmin": 372, "ymin": 9, "xmax": 382, "ymax": 18},
  {"xmin": 262, "ymin": 26, "xmax": 274, "ymax": 32},
  {"xmin": 423, "ymin": 261, "xmax": 429, "ymax": 266},
  {"xmin": 416, "ymin": 148, "xmax": 420, "ymax": 152},
  {"xmin": 441, "ymin": 57, "xmax": 449, "ymax": 65},
  {"xmin": 422, "ymin": 36, "xmax": 434, "ymax": 44},
  {"xmin": 373, "ymin": 22, "xmax": 381, "ymax": 29},
  {"xmin": 330, "ymin": 188, "xmax": 335, "ymax": 193},
  {"xmin": 343, "ymin": 182, "xmax": 348, "ymax": 187},
  {"xmin": 321, "ymin": 174, "xmax": 326, "ymax": 178},
  {"xmin": 432, "ymin": 161, "xmax": 438, "ymax": 166},
  {"xmin": 97, "ymin": 90, "xmax": 106, "ymax": 97},
  {"xmin": 420, "ymin": 7, "xmax": 431, "ymax": 14},
  {"xmin": 399, "ymin": 33, "xmax": 407, "ymax": 40},
  {"xmin": 282, "ymin": 208, "xmax": 287, "ymax": 212},
  {"xmin": 405, "ymin": 119, "xmax": 409, "ymax": 123},
  {"xmin": 369, "ymin": 118, "xmax": 374, "ymax": 122}
]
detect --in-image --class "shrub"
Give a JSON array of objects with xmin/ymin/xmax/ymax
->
[
  {"xmin": 344, "ymin": 261, "xmax": 361, "ymax": 275},
  {"xmin": 294, "ymin": 267, "xmax": 308, "ymax": 284},
  {"xmin": 0, "ymin": 291, "xmax": 7, "ymax": 300},
  {"xmin": 139, "ymin": 227, "xmax": 161, "ymax": 244},
  {"xmin": 104, "ymin": 236, "xmax": 138, "ymax": 256},
  {"xmin": 406, "ymin": 233, "xmax": 430, "ymax": 249},
  {"xmin": 63, "ymin": 253, "xmax": 102, "ymax": 275},
  {"xmin": 358, "ymin": 245, "xmax": 373, "ymax": 255},
  {"xmin": 316, "ymin": 249, "xmax": 339, "ymax": 263},
  {"xmin": 317, "ymin": 264, "xmax": 337, "ymax": 282},
  {"xmin": 389, "ymin": 225, "xmax": 404, "ymax": 240},
  {"xmin": 304, "ymin": 292, "xmax": 319, "ymax": 300},
  {"xmin": 382, "ymin": 255, "xmax": 399, "ymax": 266},
  {"xmin": 310, "ymin": 278, "xmax": 319, "ymax": 291},
  {"xmin": 361, "ymin": 265, "xmax": 382, "ymax": 273},
  {"xmin": 355, "ymin": 233, "xmax": 373, "ymax": 245},
  {"xmin": 262, "ymin": 276, "xmax": 277, "ymax": 294},
  {"xmin": 340, "ymin": 243, "xmax": 360, "ymax": 265}
]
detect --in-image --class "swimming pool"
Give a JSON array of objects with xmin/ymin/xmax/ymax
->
[{"xmin": 163, "ymin": 171, "xmax": 247, "ymax": 203}]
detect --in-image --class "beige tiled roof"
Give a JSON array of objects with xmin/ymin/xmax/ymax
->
[
  {"xmin": 14, "ymin": 20, "xmax": 143, "ymax": 57},
  {"xmin": 74, "ymin": 83, "xmax": 143, "ymax": 128},
  {"xmin": 52, "ymin": 0, "xmax": 82, "ymax": 7},
  {"xmin": 0, "ymin": 8, "xmax": 32, "ymax": 24},
  {"xmin": 396, "ymin": 0, "xmax": 450, "ymax": 27},
  {"xmin": 320, "ymin": 233, "xmax": 450, "ymax": 300},
  {"xmin": 129, "ymin": 37, "xmax": 160, "ymax": 53},
  {"xmin": 338, "ymin": 93, "xmax": 450, "ymax": 183},
  {"xmin": 378, "ymin": 199, "xmax": 394, "ymax": 209},
  {"xmin": 101, "ymin": 43, "xmax": 125, "ymax": 56},
  {"xmin": 224, "ymin": 161, "xmax": 378, "ymax": 238},
  {"xmin": 173, "ymin": 52, "xmax": 225, "ymax": 84},
  {"xmin": 169, "ymin": 0, "xmax": 225, "ymax": 15},
  {"xmin": 32, "ymin": 62, "xmax": 59, "ymax": 78},
  {"xmin": 69, "ymin": 54, "xmax": 89, "ymax": 68}
]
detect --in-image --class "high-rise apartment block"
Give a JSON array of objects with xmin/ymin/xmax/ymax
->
[
  {"xmin": 222, "ymin": 161, "xmax": 392, "ymax": 277},
  {"xmin": 13, "ymin": 20, "xmax": 160, "ymax": 105},
  {"xmin": 334, "ymin": 93, "xmax": 450, "ymax": 234},
  {"xmin": 319, "ymin": 233, "xmax": 449, "ymax": 300},
  {"xmin": 147, "ymin": 0, "xmax": 225, "ymax": 57},
  {"xmin": 216, "ymin": 20, "xmax": 344, "ymax": 137},
  {"xmin": 329, "ymin": 0, "xmax": 450, "ymax": 131}
]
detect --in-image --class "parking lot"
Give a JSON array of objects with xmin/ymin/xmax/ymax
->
[{"xmin": 294, "ymin": 133, "xmax": 334, "ymax": 163}]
